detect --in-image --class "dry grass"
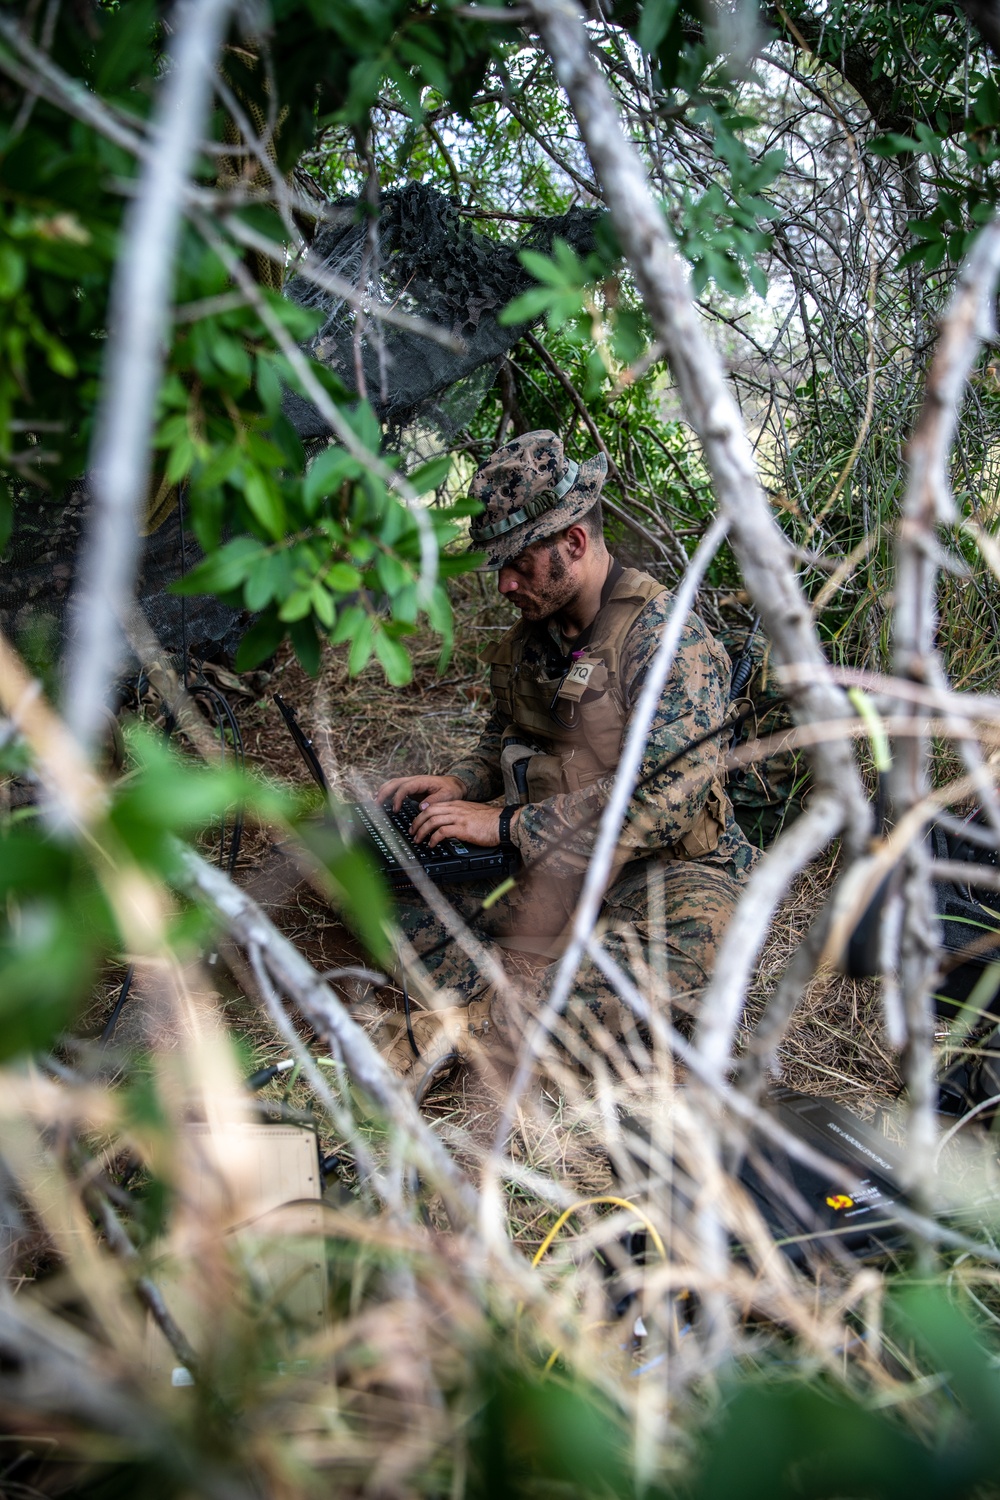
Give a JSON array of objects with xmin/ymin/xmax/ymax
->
[
  {"xmin": 38, "ymin": 581, "xmax": 984, "ymax": 1498},
  {"xmin": 88, "ymin": 573, "xmax": 910, "ymax": 1192}
]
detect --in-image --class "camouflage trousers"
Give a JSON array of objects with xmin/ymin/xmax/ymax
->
[{"xmin": 394, "ymin": 855, "xmax": 742, "ymax": 1053}]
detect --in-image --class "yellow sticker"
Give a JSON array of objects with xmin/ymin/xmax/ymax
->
[{"xmin": 825, "ymin": 1194, "xmax": 854, "ymax": 1211}]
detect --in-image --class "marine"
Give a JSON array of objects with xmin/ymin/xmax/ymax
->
[{"xmin": 376, "ymin": 430, "xmax": 758, "ymax": 1084}]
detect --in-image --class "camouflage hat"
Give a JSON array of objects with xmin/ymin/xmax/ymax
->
[{"xmin": 467, "ymin": 429, "xmax": 608, "ymax": 569}]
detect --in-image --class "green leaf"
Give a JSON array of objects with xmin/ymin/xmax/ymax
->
[
  {"xmin": 869, "ymin": 132, "xmax": 921, "ymax": 158},
  {"xmin": 165, "ymin": 435, "xmax": 196, "ymax": 486},
  {"xmin": 384, "ymin": 56, "xmax": 425, "ymax": 118},
  {"xmin": 347, "ymin": 614, "xmax": 374, "ymax": 675},
  {"xmin": 244, "ymin": 471, "xmax": 286, "ymax": 540},
  {"xmin": 0, "ymin": 907, "xmax": 88, "ymax": 1059},
  {"xmin": 295, "ymin": 818, "xmax": 392, "ymax": 964},
  {"xmin": 172, "ymin": 536, "xmax": 266, "ymax": 595},
  {"xmin": 327, "ymin": 562, "xmax": 363, "ymax": 592},
  {"xmin": 0, "ymin": 243, "xmax": 26, "ymax": 300},
  {"xmin": 373, "ymin": 626, "xmax": 412, "ymax": 685},
  {"xmin": 93, "ymin": 0, "xmax": 156, "ymax": 95},
  {"xmin": 304, "ymin": 446, "xmax": 362, "ymax": 512},
  {"xmin": 278, "ymin": 588, "xmax": 313, "ymax": 622},
  {"xmin": 290, "ymin": 616, "xmax": 322, "ymax": 676},
  {"xmin": 310, "ymin": 581, "xmax": 335, "ymax": 628},
  {"xmin": 375, "ymin": 551, "xmax": 409, "ymax": 594},
  {"xmin": 427, "ymin": 584, "xmax": 452, "ymax": 636},
  {"xmin": 256, "ymin": 353, "xmax": 284, "ymax": 414},
  {"xmin": 975, "ymin": 77, "xmax": 1000, "ymax": 127},
  {"xmin": 924, "ymin": 238, "xmax": 947, "ymax": 271},
  {"xmin": 330, "ymin": 603, "xmax": 366, "ymax": 644},
  {"xmin": 236, "ymin": 612, "xmax": 285, "ymax": 670},
  {"xmin": 499, "ymin": 287, "xmax": 560, "ymax": 326},
  {"xmin": 518, "ymin": 247, "xmax": 575, "ymax": 286},
  {"xmin": 211, "ymin": 333, "xmax": 252, "ymax": 387},
  {"xmin": 244, "ymin": 551, "xmax": 283, "ymax": 612},
  {"xmin": 409, "ymin": 455, "xmax": 452, "ymax": 493}
]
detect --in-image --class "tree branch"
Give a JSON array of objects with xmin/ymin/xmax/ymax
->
[
  {"xmin": 172, "ymin": 844, "xmax": 479, "ymax": 1231},
  {"xmin": 889, "ymin": 215, "xmax": 1000, "ymax": 1203},
  {"xmin": 523, "ymin": 0, "xmax": 872, "ymax": 1096},
  {"xmin": 63, "ymin": 0, "xmax": 238, "ymax": 754}
]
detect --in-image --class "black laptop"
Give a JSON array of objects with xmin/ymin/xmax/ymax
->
[{"xmin": 274, "ymin": 694, "xmax": 517, "ymax": 892}]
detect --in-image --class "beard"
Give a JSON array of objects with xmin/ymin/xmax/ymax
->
[{"xmin": 505, "ymin": 542, "xmax": 579, "ymax": 621}]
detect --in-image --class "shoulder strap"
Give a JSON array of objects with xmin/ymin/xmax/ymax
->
[
  {"xmin": 611, "ymin": 566, "xmax": 668, "ymax": 608},
  {"xmin": 584, "ymin": 568, "xmax": 667, "ymax": 679}
]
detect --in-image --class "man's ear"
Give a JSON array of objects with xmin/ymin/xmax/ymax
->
[{"xmin": 563, "ymin": 523, "xmax": 589, "ymax": 560}]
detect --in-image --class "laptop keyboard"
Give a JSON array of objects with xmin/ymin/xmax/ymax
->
[{"xmin": 351, "ymin": 797, "xmax": 513, "ymax": 889}]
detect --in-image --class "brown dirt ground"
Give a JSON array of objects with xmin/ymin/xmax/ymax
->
[{"xmin": 86, "ymin": 573, "xmax": 912, "ymax": 1224}]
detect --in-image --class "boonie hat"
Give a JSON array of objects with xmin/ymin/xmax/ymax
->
[{"xmin": 467, "ymin": 429, "xmax": 608, "ymax": 569}]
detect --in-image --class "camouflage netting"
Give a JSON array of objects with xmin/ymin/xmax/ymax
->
[
  {"xmin": 1, "ymin": 183, "xmax": 605, "ymax": 666},
  {"xmin": 283, "ymin": 182, "xmax": 604, "ymax": 446},
  {"xmin": 1, "ymin": 482, "xmax": 247, "ymax": 671}
]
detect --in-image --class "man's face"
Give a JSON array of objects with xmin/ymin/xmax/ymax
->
[{"xmin": 497, "ymin": 533, "xmax": 578, "ymax": 621}]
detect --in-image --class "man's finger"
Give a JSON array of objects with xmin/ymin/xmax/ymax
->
[{"xmin": 411, "ymin": 802, "xmax": 459, "ymax": 842}]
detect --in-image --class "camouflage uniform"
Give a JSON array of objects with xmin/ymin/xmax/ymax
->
[{"xmin": 396, "ymin": 571, "xmax": 759, "ymax": 1045}]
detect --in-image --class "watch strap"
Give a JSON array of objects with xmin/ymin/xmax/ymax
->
[{"xmin": 498, "ymin": 804, "xmax": 520, "ymax": 852}]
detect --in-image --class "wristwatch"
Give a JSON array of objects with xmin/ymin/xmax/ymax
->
[{"xmin": 497, "ymin": 803, "xmax": 520, "ymax": 854}]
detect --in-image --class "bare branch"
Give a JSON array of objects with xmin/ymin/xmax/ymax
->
[
  {"xmin": 63, "ymin": 0, "xmax": 238, "ymax": 754},
  {"xmin": 522, "ymin": 0, "xmax": 871, "ymax": 1095},
  {"xmin": 172, "ymin": 844, "xmax": 479, "ymax": 1231},
  {"xmin": 491, "ymin": 513, "xmax": 729, "ymax": 1151},
  {"xmin": 889, "ymin": 216, "xmax": 1000, "ymax": 1201}
]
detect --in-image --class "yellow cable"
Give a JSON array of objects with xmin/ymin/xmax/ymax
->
[
  {"xmin": 527, "ymin": 1197, "xmax": 667, "ymax": 1376},
  {"xmin": 531, "ymin": 1195, "xmax": 667, "ymax": 1268}
]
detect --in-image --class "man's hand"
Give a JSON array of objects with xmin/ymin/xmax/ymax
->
[
  {"xmin": 410, "ymin": 799, "xmax": 518, "ymax": 850},
  {"xmin": 375, "ymin": 773, "xmax": 467, "ymax": 811}
]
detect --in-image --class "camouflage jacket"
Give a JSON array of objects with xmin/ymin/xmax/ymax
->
[{"xmin": 448, "ymin": 568, "xmax": 759, "ymax": 883}]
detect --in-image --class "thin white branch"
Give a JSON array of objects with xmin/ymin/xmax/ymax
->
[
  {"xmin": 492, "ymin": 514, "xmax": 729, "ymax": 1151},
  {"xmin": 173, "ymin": 843, "xmax": 478, "ymax": 1231},
  {"xmin": 890, "ymin": 217, "xmax": 1000, "ymax": 1201},
  {"xmin": 524, "ymin": 0, "xmax": 873, "ymax": 1099},
  {"xmin": 64, "ymin": 0, "xmax": 238, "ymax": 752},
  {"xmin": 694, "ymin": 791, "xmax": 847, "ymax": 1081}
]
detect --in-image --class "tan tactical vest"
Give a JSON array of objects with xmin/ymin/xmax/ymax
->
[{"xmin": 481, "ymin": 567, "xmax": 729, "ymax": 862}]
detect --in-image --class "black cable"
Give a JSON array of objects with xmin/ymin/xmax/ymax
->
[
  {"xmin": 729, "ymin": 613, "xmax": 760, "ymax": 701},
  {"xmin": 178, "ymin": 482, "xmax": 189, "ymax": 692},
  {"xmin": 192, "ymin": 679, "xmax": 246, "ymax": 875},
  {"xmin": 402, "ymin": 970, "xmax": 420, "ymax": 1058},
  {"xmin": 99, "ymin": 963, "xmax": 135, "ymax": 1046}
]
